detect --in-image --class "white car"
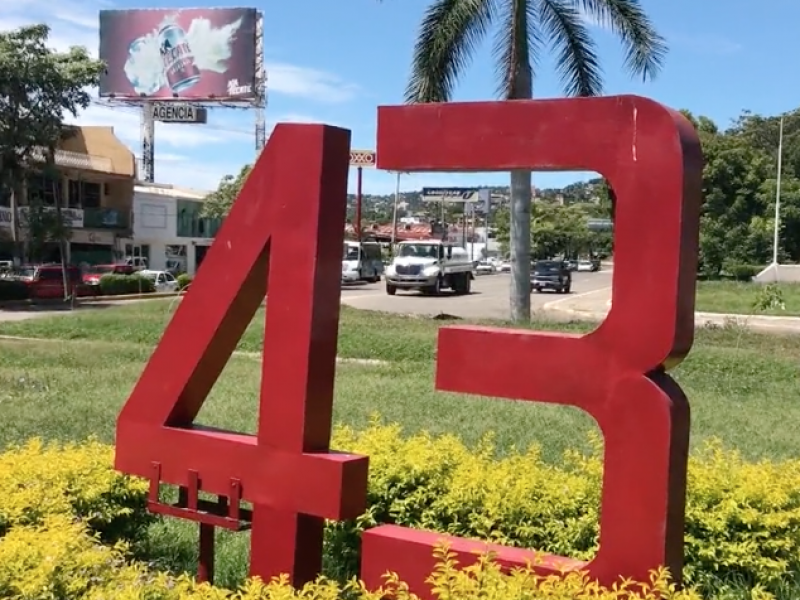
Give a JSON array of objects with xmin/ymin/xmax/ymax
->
[
  {"xmin": 576, "ymin": 260, "xmax": 595, "ymax": 272},
  {"xmin": 139, "ymin": 270, "xmax": 179, "ymax": 293},
  {"xmin": 474, "ymin": 261, "xmax": 496, "ymax": 274}
]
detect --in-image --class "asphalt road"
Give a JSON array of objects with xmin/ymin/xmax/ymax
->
[{"xmin": 341, "ymin": 270, "xmax": 613, "ymax": 320}]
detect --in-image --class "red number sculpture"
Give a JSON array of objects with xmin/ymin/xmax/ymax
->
[
  {"xmin": 361, "ymin": 96, "xmax": 703, "ymax": 598},
  {"xmin": 115, "ymin": 124, "xmax": 369, "ymax": 585}
]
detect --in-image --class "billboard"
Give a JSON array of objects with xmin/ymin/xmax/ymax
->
[
  {"xmin": 99, "ymin": 8, "xmax": 258, "ymax": 101},
  {"xmin": 421, "ymin": 187, "xmax": 490, "ymax": 206}
]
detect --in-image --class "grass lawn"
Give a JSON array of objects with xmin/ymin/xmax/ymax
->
[
  {"xmin": 695, "ymin": 281, "xmax": 800, "ymax": 316},
  {"xmin": 0, "ymin": 300, "xmax": 799, "ymax": 590}
]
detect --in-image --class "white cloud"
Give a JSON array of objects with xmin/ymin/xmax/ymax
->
[{"xmin": 267, "ymin": 63, "xmax": 359, "ymax": 103}]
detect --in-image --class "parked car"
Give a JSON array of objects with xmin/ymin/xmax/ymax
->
[
  {"xmin": 82, "ymin": 264, "xmax": 136, "ymax": 293},
  {"xmin": 139, "ymin": 270, "xmax": 180, "ymax": 293},
  {"xmin": 497, "ymin": 260, "xmax": 511, "ymax": 272},
  {"xmin": 531, "ymin": 260, "xmax": 572, "ymax": 293},
  {"xmin": 474, "ymin": 261, "xmax": 496, "ymax": 274},
  {"xmin": 15, "ymin": 263, "xmax": 86, "ymax": 299},
  {"xmin": 576, "ymin": 260, "xmax": 594, "ymax": 272}
]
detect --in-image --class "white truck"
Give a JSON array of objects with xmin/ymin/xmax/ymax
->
[{"xmin": 384, "ymin": 240, "xmax": 474, "ymax": 295}]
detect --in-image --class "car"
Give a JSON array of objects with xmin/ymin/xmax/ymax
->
[
  {"xmin": 474, "ymin": 261, "xmax": 496, "ymax": 275},
  {"xmin": 14, "ymin": 263, "xmax": 87, "ymax": 299},
  {"xmin": 139, "ymin": 269, "xmax": 180, "ymax": 293},
  {"xmin": 497, "ymin": 261, "xmax": 511, "ymax": 272},
  {"xmin": 531, "ymin": 260, "xmax": 571, "ymax": 293},
  {"xmin": 576, "ymin": 260, "xmax": 594, "ymax": 272}
]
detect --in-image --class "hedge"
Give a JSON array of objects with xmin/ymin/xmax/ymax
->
[
  {"xmin": 2, "ymin": 427, "xmax": 800, "ymax": 598},
  {"xmin": 0, "ymin": 520, "xmax": 695, "ymax": 600},
  {"xmin": 98, "ymin": 274, "xmax": 155, "ymax": 296},
  {"xmin": 176, "ymin": 273, "xmax": 193, "ymax": 290}
]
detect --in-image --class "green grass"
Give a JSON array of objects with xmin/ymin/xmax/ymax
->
[
  {"xmin": 1, "ymin": 300, "xmax": 800, "ymax": 595},
  {"xmin": 695, "ymin": 281, "xmax": 800, "ymax": 316}
]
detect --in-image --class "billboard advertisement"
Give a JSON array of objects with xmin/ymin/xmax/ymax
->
[{"xmin": 99, "ymin": 8, "xmax": 258, "ymax": 101}]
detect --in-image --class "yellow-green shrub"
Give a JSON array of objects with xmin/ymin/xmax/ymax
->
[
  {"xmin": 0, "ymin": 516, "xmax": 701, "ymax": 600},
  {"xmin": 327, "ymin": 421, "xmax": 800, "ymax": 591},
  {"xmin": 0, "ymin": 438, "xmax": 150, "ymax": 543}
]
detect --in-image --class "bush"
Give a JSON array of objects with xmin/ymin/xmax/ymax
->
[
  {"xmin": 326, "ymin": 422, "xmax": 800, "ymax": 592},
  {"xmin": 0, "ymin": 279, "xmax": 29, "ymax": 301},
  {"xmin": 98, "ymin": 274, "xmax": 155, "ymax": 296},
  {"xmin": 723, "ymin": 262, "xmax": 760, "ymax": 281},
  {"xmin": 2, "ymin": 431, "xmax": 798, "ymax": 597},
  {"xmin": 176, "ymin": 273, "xmax": 193, "ymax": 290},
  {"xmin": 0, "ymin": 517, "xmax": 697, "ymax": 600},
  {"xmin": 0, "ymin": 438, "xmax": 150, "ymax": 544}
]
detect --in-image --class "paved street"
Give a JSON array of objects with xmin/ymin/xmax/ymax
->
[{"xmin": 341, "ymin": 271, "xmax": 613, "ymax": 320}]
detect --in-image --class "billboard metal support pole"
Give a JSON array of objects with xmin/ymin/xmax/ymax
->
[
  {"xmin": 254, "ymin": 12, "xmax": 266, "ymax": 153},
  {"xmin": 141, "ymin": 101, "xmax": 155, "ymax": 182},
  {"xmin": 355, "ymin": 166, "xmax": 363, "ymax": 241}
]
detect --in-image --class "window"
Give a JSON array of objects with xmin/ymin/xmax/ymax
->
[
  {"xmin": 27, "ymin": 174, "xmax": 62, "ymax": 206},
  {"xmin": 164, "ymin": 272, "xmax": 175, "ymax": 283},
  {"xmin": 68, "ymin": 180, "xmax": 101, "ymax": 209},
  {"xmin": 0, "ymin": 185, "xmax": 10, "ymax": 207},
  {"xmin": 37, "ymin": 268, "xmax": 62, "ymax": 281}
]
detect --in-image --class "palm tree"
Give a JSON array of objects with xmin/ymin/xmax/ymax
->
[{"xmin": 404, "ymin": 0, "xmax": 667, "ymax": 321}]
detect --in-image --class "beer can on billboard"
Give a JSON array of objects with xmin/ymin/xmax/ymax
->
[{"xmin": 99, "ymin": 8, "xmax": 258, "ymax": 101}]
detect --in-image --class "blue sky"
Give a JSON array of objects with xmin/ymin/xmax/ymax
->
[{"xmin": 0, "ymin": 0, "xmax": 795, "ymax": 194}]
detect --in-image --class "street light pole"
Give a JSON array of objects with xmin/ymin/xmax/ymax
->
[{"xmin": 772, "ymin": 115, "xmax": 785, "ymax": 266}]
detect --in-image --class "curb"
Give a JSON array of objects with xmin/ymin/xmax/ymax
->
[
  {"xmin": 80, "ymin": 291, "xmax": 185, "ymax": 302},
  {"xmin": 545, "ymin": 305, "xmax": 800, "ymax": 332},
  {"xmin": 0, "ymin": 291, "xmax": 185, "ymax": 309}
]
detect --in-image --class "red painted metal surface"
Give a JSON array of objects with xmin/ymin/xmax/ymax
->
[
  {"xmin": 114, "ymin": 123, "xmax": 369, "ymax": 586},
  {"xmin": 361, "ymin": 96, "xmax": 703, "ymax": 598}
]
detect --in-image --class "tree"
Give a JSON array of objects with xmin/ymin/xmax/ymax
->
[
  {"xmin": 202, "ymin": 164, "xmax": 252, "ymax": 219},
  {"xmin": 402, "ymin": 0, "xmax": 666, "ymax": 321},
  {"xmin": 0, "ymin": 24, "xmax": 104, "ymax": 260}
]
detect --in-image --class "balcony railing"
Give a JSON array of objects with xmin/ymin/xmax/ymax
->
[
  {"xmin": 30, "ymin": 147, "xmax": 114, "ymax": 173},
  {"xmin": 177, "ymin": 216, "xmax": 222, "ymax": 239},
  {"xmin": 83, "ymin": 207, "xmax": 130, "ymax": 229}
]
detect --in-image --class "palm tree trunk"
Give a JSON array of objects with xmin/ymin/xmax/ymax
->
[
  {"xmin": 508, "ymin": 63, "xmax": 533, "ymax": 321},
  {"xmin": 509, "ymin": 169, "xmax": 532, "ymax": 320}
]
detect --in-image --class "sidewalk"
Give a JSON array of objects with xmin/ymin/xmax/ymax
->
[{"xmin": 542, "ymin": 288, "xmax": 800, "ymax": 334}]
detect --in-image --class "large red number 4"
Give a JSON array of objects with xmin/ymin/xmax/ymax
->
[
  {"xmin": 361, "ymin": 96, "xmax": 703, "ymax": 598},
  {"xmin": 115, "ymin": 124, "xmax": 369, "ymax": 585}
]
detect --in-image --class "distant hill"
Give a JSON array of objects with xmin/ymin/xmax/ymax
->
[{"xmin": 346, "ymin": 178, "xmax": 605, "ymax": 223}]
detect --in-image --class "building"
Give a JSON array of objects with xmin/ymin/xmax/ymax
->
[
  {"xmin": 127, "ymin": 182, "xmax": 221, "ymax": 275},
  {"xmin": 0, "ymin": 125, "xmax": 136, "ymax": 264}
]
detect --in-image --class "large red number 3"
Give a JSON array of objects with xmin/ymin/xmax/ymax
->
[
  {"xmin": 361, "ymin": 96, "xmax": 703, "ymax": 597},
  {"xmin": 115, "ymin": 124, "xmax": 368, "ymax": 585}
]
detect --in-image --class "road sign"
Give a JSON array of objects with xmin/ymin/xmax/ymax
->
[
  {"xmin": 350, "ymin": 149, "xmax": 376, "ymax": 167},
  {"xmin": 151, "ymin": 103, "xmax": 208, "ymax": 124}
]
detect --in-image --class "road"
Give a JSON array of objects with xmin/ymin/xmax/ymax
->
[{"xmin": 341, "ymin": 271, "xmax": 612, "ymax": 320}]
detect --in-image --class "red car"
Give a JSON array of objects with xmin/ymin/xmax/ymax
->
[
  {"xmin": 82, "ymin": 264, "xmax": 135, "ymax": 294},
  {"xmin": 16, "ymin": 264, "xmax": 85, "ymax": 299}
]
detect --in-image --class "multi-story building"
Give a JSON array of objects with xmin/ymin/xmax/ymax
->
[
  {"xmin": 127, "ymin": 182, "xmax": 221, "ymax": 275},
  {"xmin": 0, "ymin": 125, "xmax": 136, "ymax": 265}
]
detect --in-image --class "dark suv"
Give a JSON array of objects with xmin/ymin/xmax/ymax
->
[{"xmin": 531, "ymin": 260, "xmax": 571, "ymax": 293}]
